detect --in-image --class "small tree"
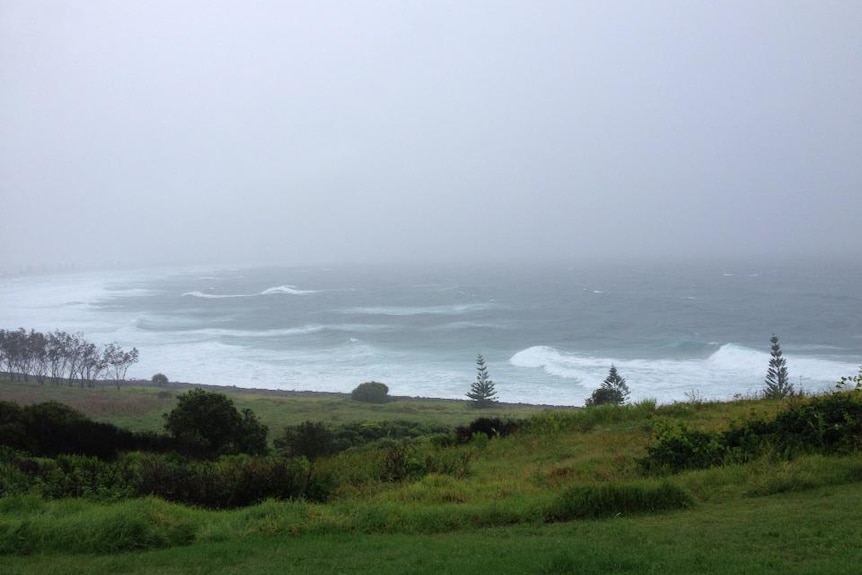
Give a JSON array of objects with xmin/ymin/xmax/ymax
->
[
  {"xmin": 151, "ymin": 373, "xmax": 168, "ymax": 386},
  {"xmin": 351, "ymin": 381, "xmax": 390, "ymax": 403},
  {"xmin": 763, "ymin": 334, "xmax": 793, "ymax": 399},
  {"xmin": 467, "ymin": 354, "xmax": 498, "ymax": 408},
  {"xmin": 586, "ymin": 365, "xmax": 630, "ymax": 406},
  {"xmin": 275, "ymin": 421, "xmax": 335, "ymax": 461},
  {"xmin": 163, "ymin": 388, "xmax": 268, "ymax": 457}
]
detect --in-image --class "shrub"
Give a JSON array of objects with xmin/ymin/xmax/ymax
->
[
  {"xmin": 163, "ymin": 388, "xmax": 269, "ymax": 458},
  {"xmin": 641, "ymin": 392, "xmax": 862, "ymax": 473},
  {"xmin": 640, "ymin": 423, "xmax": 727, "ymax": 473},
  {"xmin": 275, "ymin": 421, "xmax": 335, "ymax": 461},
  {"xmin": 351, "ymin": 381, "xmax": 390, "ymax": 403},
  {"xmin": 454, "ymin": 417, "xmax": 521, "ymax": 443}
]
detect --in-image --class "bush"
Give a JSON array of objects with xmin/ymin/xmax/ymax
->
[
  {"xmin": 641, "ymin": 392, "xmax": 862, "ymax": 473},
  {"xmin": 275, "ymin": 421, "xmax": 335, "ymax": 461},
  {"xmin": 454, "ymin": 417, "xmax": 521, "ymax": 444},
  {"xmin": 163, "ymin": 388, "xmax": 269, "ymax": 458},
  {"xmin": 351, "ymin": 381, "xmax": 390, "ymax": 403}
]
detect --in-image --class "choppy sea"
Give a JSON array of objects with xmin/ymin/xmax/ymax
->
[{"xmin": 1, "ymin": 259, "xmax": 860, "ymax": 405}]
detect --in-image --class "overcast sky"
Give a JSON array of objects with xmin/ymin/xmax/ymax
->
[{"xmin": 1, "ymin": 1, "xmax": 860, "ymax": 271}]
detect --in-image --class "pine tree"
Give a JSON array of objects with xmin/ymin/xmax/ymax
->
[
  {"xmin": 763, "ymin": 334, "xmax": 793, "ymax": 398},
  {"xmin": 585, "ymin": 365, "xmax": 630, "ymax": 406},
  {"xmin": 467, "ymin": 354, "xmax": 498, "ymax": 408}
]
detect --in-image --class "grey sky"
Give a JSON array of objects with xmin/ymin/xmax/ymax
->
[{"xmin": 2, "ymin": 1, "xmax": 860, "ymax": 271}]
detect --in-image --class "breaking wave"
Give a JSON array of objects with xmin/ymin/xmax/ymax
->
[
  {"xmin": 509, "ymin": 344, "xmax": 859, "ymax": 399},
  {"xmin": 346, "ymin": 303, "xmax": 496, "ymax": 316},
  {"xmin": 182, "ymin": 284, "xmax": 317, "ymax": 299}
]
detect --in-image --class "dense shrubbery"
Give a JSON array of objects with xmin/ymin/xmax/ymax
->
[
  {"xmin": 0, "ymin": 401, "xmax": 182, "ymax": 459},
  {"xmin": 351, "ymin": 381, "xmax": 390, "ymax": 403},
  {"xmin": 276, "ymin": 419, "xmax": 453, "ymax": 458},
  {"xmin": 641, "ymin": 392, "xmax": 862, "ymax": 473},
  {"xmin": 0, "ymin": 397, "xmax": 480, "ymax": 508}
]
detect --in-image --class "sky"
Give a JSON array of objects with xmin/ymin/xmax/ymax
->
[{"xmin": 1, "ymin": 0, "xmax": 860, "ymax": 272}]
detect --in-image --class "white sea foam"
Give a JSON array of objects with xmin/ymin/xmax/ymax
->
[
  {"xmin": 346, "ymin": 303, "xmax": 495, "ymax": 316},
  {"xmin": 509, "ymin": 344, "xmax": 860, "ymax": 402},
  {"xmin": 182, "ymin": 284, "xmax": 317, "ymax": 299},
  {"xmin": 260, "ymin": 285, "xmax": 317, "ymax": 296}
]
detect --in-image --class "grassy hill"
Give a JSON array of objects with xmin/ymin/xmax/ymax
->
[{"xmin": 2, "ymin": 377, "xmax": 861, "ymax": 574}]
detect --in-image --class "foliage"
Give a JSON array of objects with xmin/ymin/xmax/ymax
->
[
  {"xmin": 641, "ymin": 392, "xmax": 862, "ymax": 473},
  {"xmin": 275, "ymin": 421, "xmax": 335, "ymax": 461},
  {"xmin": 454, "ymin": 417, "xmax": 521, "ymax": 443},
  {"xmin": 0, "ymin": 496, "xmax": 197, "ymax": 556},
  {"xmin": 763, "ymin": 334, "xmax": 794, "ymax": 399},
  {"xmin": 151, "ymin": 373, "xmax": 169, "ymax": 386},
  {"xmin": 0, "ymin": 327, "xmax": 138, "ymax": 387},
  {"xmin": 0, "ymin": 401, "xmax": 183, "ymax": 460},
  {"xmin": 585, "ymin": 365, "xmax": 630, "ymax": 406},
  {"xmin": 163, "ymin": 388, "xmax": 269, "ymax": 458},
  {"xmin": 351, "ymin": 381, "xmax": 390, "ymax": 403},
  {"xmin": 466, "ymin": 354, "xmax": 498, "ymax": 408},
  {"xmin": 836, "ymin": 366, "xmax": 862, "ymax": 392}
]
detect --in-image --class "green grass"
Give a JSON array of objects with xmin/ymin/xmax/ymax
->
[
  {"xmin": 3, "ymin": 483, "xmax": 861, "ymax": 574},
  {"xmin": 0, "ymin": 377, "xmax": 553, "ymax": 433},
  {"xmin": 3, "ymin": 378, "xmax": 862, "ymax": 574}
]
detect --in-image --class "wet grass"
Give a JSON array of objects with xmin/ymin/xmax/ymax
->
[{"xmin": 3, "ymin": 377, "xmax": 862, "ymax": 574}]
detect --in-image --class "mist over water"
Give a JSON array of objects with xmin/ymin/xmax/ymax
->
[{"xmin": 1, "ymin": 260, "xmax": 860, "ymax": 405}]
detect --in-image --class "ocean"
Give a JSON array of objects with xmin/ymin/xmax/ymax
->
[{"xmin": 1, "ymin": 259, "xmax": 860, "ymax": 405}]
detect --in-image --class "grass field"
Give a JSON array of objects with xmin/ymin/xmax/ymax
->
[
  {"xmin": 0, "ymin": 378, "xmax": 554, "ymax": 432},
  {"xmin": 2, "ymin": 377, "xmax": 861, "ymax": 574}
]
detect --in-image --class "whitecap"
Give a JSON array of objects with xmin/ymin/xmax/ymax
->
[
  {"xmin": 260, "ymin": 285, "xmax": 317, "ymax": 296},
  {"xmin": 346, "ymin": 303, "xmax": 495, "ymax": 316},
  {"xmin": 181, "ymin": 284, "xmax": 317, "ymax": 298}
]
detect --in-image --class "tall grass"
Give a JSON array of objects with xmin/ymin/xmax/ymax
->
[
  {"xmin": 545, "ymin": 480, "xmax": 692, "ymax": 521},
  {"xmin": 0, "ymin": 496, "xmax": 197, "ymax": 555}
]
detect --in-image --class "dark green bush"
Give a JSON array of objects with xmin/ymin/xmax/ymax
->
[
  {"xmin": 641, "ymin": 392, "xmax": 862, "ymax": 473},
  {"xmin": 350, "ymin": 381, "xmax": 390, "ymax": 403},
  {"xmin": 455, "ymin": 417, "xmax": 521, "ymax": 443},
  {"xmin": 163, "ymin": 388, "xmax": 269, "ymax": 458},
  {"xmin": 275, "ymin": 421, "xmax": 335, "ymax": 461}
]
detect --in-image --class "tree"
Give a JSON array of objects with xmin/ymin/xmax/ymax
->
[
  {"xmin": 104, "ymin": 343, "xmax": 139, "ymax": 390},
  {"xmin": 236, "ymin": 408, "xmax": 269, "ymax": 455},
  {"xmin": 275, "ymin": 421, "xmax": 335, "ymax": 461},
  {"xmin": 351, "ymin": 381, "xmax": 390, "ymax": 403},
  {"xmin": 163, "ymin": 388, "xmax": 268, "ymax": 457},
  {"xmin": 152, "ymin": 373, "xmax": 169, "ymax": 386},
  {"xmin": 763, "ymin": 334, "xmax": 793, "ymax": 399},
  {"xmin": 467, "ymin": 354, "xmax": 498, "ymax": 408},
  {"xmin": 586, "ymin": 365, "xmax": 630, "ymax": 406}
]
